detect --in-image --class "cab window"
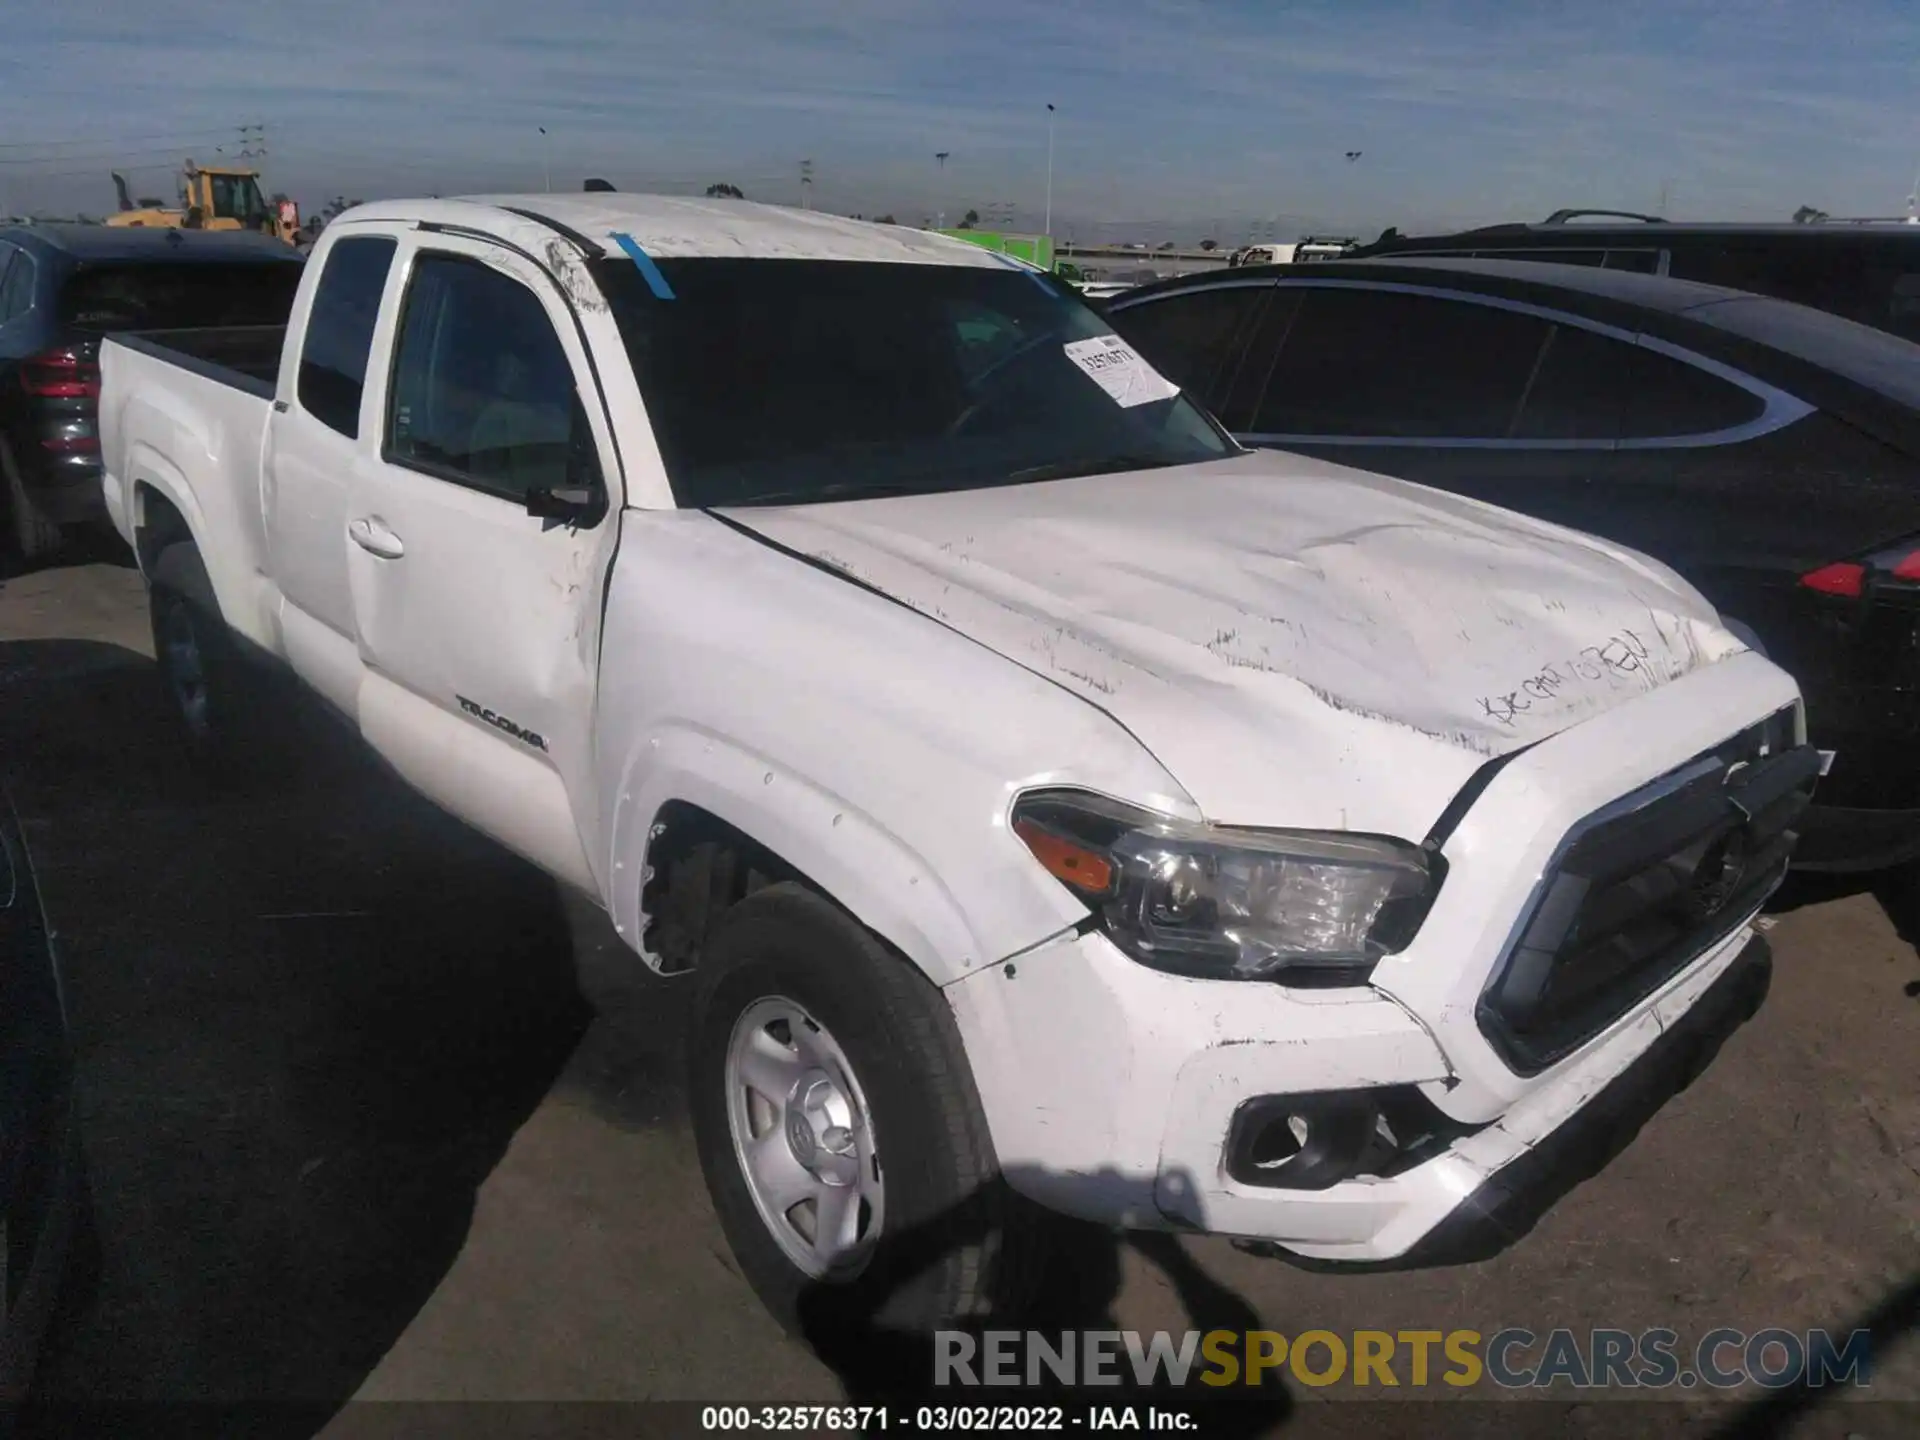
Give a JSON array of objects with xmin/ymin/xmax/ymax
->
[
  {"xmin": 207, "ymin": 174, "xmax": 267, "ymax": 228},
  {"xmin": 385, "ymin": 252, "xmax": 596, "ymax": 502},
  {"xmin": 297, "ymin": 236, "xmax": 397, "ymax": 438}
]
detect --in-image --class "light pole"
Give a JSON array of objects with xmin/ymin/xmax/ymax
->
[
  {"xmin": 935, "ymin": 151, "xmax": 949, "ymax": 229},
  {"xmin": 1044, "ymin": 104, "xmax": 1055, "ymax": 239},
  {"xmin": 539, "ymin": 127, "xmax": 550, "ymax": 193}
]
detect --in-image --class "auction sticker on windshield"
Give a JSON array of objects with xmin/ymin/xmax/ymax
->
[{"xmin": 1063, "ymin": 334, "xmax": 1180, "ymax": 408}]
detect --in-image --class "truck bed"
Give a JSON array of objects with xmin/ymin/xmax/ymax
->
[
  {"xmin": 106, "ymin": 325, "xmax": 286, "ymax": 399},
  {"xmin": 98, "ymin": 331, "xmax": 280, "ymax": 654}
]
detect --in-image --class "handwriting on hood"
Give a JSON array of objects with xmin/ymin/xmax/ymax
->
[{"xmin": 1477, "ymin": 629, "xmax": 1667, "ymax": 728}]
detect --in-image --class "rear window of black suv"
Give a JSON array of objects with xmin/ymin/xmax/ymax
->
[{"xmin": 60, "ymin": 260, "xmax": 303, "ymax": 331}]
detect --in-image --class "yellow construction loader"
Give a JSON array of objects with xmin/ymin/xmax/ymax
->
[{"xmin": 107, "ymin": 162, "xmax": 300, "ymax": 245}]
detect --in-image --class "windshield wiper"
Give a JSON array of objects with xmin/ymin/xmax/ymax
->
[
  {"xmin": 714, "ymin": 453, "xmax": 1185, "ymax": 507},
  {"xmin": 721, "ymin": 480, "xmax": 937, "ymax": 507},
  {"xmin": 1004, "ymin": 452, "xmax": 1171, "ymax": 485}
]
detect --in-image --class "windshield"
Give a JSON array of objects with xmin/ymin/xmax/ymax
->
[
  {"xmin": 590, "ymin": 257, "xmax": 1232, "ymax": 507},
  {"xmin": 207, "ymin": 173, "xmax": 269, "ymax": 228},
  {"xmin": 1684, "ymin": 294, "xmax": 1920, "ymax": 412},
  {"xmin": 60, "ymin": 261, "xmax": 303, "ymax": 331}
]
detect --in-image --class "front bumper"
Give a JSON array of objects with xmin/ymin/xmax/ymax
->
[
  {"xmin": 1268, "ymin": 933, "xmax": 1771, "ymax": 1270},
  {"xmin": 944, "ymin": 649, "xmax": 1803, "ymax": 1263},
  {"xmin": 946, "ymin": 917, "xmax": 1762, "ymax": 1263}
]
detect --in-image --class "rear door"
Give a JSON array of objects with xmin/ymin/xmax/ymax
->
[
  {"xmin": 0, "ymin": 243, "xmax": 41, "ymax": 359},
  {"xmin": 1213, "ymin": 282, "xmax": 1826, "ymax": 564},
  {"xmin": 342, "ymin": 232, "xmax": 625, "ymax": 891},
  {"xmin": 0, "ymin": 244, "xmax": 49, "ymax": 486},
  {"xmin": 261, "ymin": 229, "xmax": 402, "ymax": 714},
  {"xmin": 0, "ymin": 243, "xmax": 27, "ymax": 386},
  {"xmin": 1212, "ymin": 282, "xmax": 1643, "ymax": 531}
]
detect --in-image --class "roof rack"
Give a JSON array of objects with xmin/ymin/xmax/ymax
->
[{"xmin": 1541, "ymin": 209, "xmax": 1667, "ymax": 225}]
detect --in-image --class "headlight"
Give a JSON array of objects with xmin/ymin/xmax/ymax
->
[{"xmin": 1011, "ymin": 790, "xmax": 1438, "ymax": 984}]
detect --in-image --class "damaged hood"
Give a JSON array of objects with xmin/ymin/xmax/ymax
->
[{"xmin": 716, "ymin": 449, "xmax": 1747, "ymax": 839}]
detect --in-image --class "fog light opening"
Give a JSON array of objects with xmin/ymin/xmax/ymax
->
[
  {"xmin": 1226, "ymin": 1087, "xmax": 1487, "ymax": 1191},
  {"xmin": 1226, "ymin": 1093, "xmax": 1380, "ymax": 1191},
  {"xmin": 1246, "ymin": 1112, "xmax": 1309, "ymax": 1173}
]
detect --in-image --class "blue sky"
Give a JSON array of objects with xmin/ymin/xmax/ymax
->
[{"xmin": 3, "ymin": 0, "xmax": 1916, "ymax": 240}]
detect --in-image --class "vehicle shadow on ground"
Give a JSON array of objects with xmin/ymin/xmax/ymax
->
[
  {"xmin": 0, "ymin": 527, "xmax": 138, "ymax": 585},
  {"xmin": 796, "ymin": 1171, "xmax": 1294, "ymax": 1435},
  {"xmin": 802, "ymin": 1170, "xmax": 1917, "ymax": 1440},
  {"xmin": 0, "ymin": 639, "xmax": 593, "ymax": 1431},
  {"xmin": 1708, "ymin": 1269, "xmax": 1920, "ymax": 1439},
  {"xmin": 1767, "ymin": 867, "xmax": 1920, "ymax": 999}
]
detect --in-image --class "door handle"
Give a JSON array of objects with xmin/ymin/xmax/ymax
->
[{"xmin": 347, "ymin": 516, "xmax": 405, "ymax": 559}]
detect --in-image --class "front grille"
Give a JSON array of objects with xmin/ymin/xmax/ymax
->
[{"xmin": 1478, "ymin": 705, "xmax": 1817, "ymax": 1076}]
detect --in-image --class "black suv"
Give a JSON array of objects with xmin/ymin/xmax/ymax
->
[
  {"xmin": 0, "ymin": 225, "xmax": 303, "ymax": 561},
  {"xmin": 1349, "ymin": 209, "xmax": 1920, "ymax": 344}
]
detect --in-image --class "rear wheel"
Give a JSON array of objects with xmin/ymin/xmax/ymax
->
[
  {"xmin": 689, "ymin": 884, "xmax": 1049, "ymax": 1338},
  {"xmin": 146, "ymin": 542, "xmax": 283, "ymax": 780}
]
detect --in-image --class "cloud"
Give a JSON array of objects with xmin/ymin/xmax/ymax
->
[{"xmin": 4, "ymin": 0, "xmax": 1916, "ymax": 232}]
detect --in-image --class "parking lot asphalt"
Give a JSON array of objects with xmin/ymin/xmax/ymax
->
[{"xmin": 1, "ymin": 547, "xmax": 1915, "ymax": 1435}]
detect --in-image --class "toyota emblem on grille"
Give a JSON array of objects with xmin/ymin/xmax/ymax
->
[
  {"xmin": 1687, "ymin": 827, "xmax": 1750, "ymax": 920},
  {"xmin": 1682, "ymin": 761, "xmax": 1759, "ymax": 921}
]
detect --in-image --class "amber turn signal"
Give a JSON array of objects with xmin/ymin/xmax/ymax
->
[{"xmin": 1013, "ymin": 816, "xmax": 1115, "ymax": 894}]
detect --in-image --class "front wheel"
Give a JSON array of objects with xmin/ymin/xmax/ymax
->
[{"xmin": 689, "ymin": 884, "xmax": 1049, "ymax": 1338}]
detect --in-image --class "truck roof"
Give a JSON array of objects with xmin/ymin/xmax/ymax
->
[{"xmin": 341, "ymin": 193, "xmax": 1014, "ymax": 267}]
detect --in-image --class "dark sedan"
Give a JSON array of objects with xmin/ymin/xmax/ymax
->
[
  {"xmin": 1103, "ymin": 256, "xmax": 1920, "ymax": 873},
  {"xmin": 0, "ymin": 787, "xmax": 92, "ymax": 1399},
  {"xmin": 0, "ymin": 225, "xmax": 303, "ymax": 561}
]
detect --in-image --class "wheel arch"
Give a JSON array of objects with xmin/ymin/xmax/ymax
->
[
  {"xmin": 132, "ymin": 480, "xmax": 199, "ymax": 578},
  {"xmin": 608, "ymin": 729, "xmax": 997, "ymax": 988}
]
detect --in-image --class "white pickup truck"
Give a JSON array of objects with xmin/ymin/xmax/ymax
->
[{"xmin": 98, "ymin": 193, "xmax": 1820, "ymax": 1332}]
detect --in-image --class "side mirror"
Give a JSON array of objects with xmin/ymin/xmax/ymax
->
[
  {"xmin": 525, "ymin": 485, "xmax": 596, "ymax": 520},
  {"xmin": 530, "ymin": 401, "xmax": 607, "ymax": 521}
]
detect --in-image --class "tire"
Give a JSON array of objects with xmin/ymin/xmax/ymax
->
[
  {"xmin": 689, "ymin": 883, "xmax": 1049, "ymax": 1340},
  {"xmin": 1, "ymin": 440, "xmax": 62, "ymax": 566},
  {"xmin": 146, "ymin": 542, "xmax": 284, "ymax": 780}
]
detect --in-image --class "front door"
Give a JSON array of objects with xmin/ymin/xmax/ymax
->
[{"xmin": 344, "ymin": 234, "xmax": 624, "ymax": 893}]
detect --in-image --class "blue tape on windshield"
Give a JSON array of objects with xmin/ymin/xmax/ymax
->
[{"xmin": 610, "ymin": 232, "xmax": 676, "ymax": 299}]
